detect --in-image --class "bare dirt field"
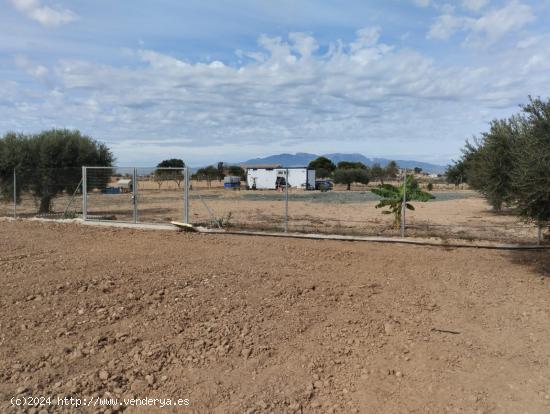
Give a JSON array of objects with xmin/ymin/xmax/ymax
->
[{"xmin": 1, "ymin": 220, "xmax": 549, "ymax": 413}]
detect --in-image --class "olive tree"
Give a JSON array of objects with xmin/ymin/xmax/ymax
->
[
  {"xmin": 465, "ymin": 119, "xmax": 519, "ymax": 211},
  {"xmin": 227, "ymin": 165, "xmax": 246, "ymax": 180},
  {"xmin": 512, "ymin": 97, "xmax": 550, "ymax": 226},
  {"xmin": 333, "ymin": 168, "xmax": 370, "ymax": 190},
  {"xmin": 384, "ymin": 161, "xmax": 399, "ymax": 181},
  {"xmin": 195, "ymin": 165, "xmax": 218, "ymax": 187},
  {"xmin": 0, "ymin": 129, "xmax": 114, "ymax": 213},
  {"xmin": 370, "ymin": 163, "xmax": 384, "ymax": 183},
  {"xmin": 452, "ymin": 97, "xmax": 550, "ymax": 237},
  {"xmin": 308, "ymin": 156, "xmax": 336, "ymax": 178},
  {"xmin": 336, "ymin": 161, "xmax": 368, "ymax": 170},
  {"xmin": 155, "ymin": 159, "xmax": 185, "ymax": 188},
  {"xmin": 445, "ymin": 159, "xmax": 467, "ymax": 186}
]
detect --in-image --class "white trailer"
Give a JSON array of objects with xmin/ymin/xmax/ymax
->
[
  {"xmin": 287, "ymin": 168, "xmax": 316, "ymax": 189},
  {"xmin": 247, "ymin": 167, "xmax": 315, "ymax": 190}
]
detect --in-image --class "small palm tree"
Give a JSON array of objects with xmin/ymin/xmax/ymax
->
[{"xmin": 371, "ymin": 176, "xmax": 434, "ymax": 228}]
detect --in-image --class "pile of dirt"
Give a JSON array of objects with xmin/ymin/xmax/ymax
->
[{"xmin": 0, "ymin": 220, "xmax": 549, "ymax": 413}]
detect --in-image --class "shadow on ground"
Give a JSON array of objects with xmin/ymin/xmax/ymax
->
[{"xmin": 508, "ymin": 249, "xmax": 550, "ymax": 278}]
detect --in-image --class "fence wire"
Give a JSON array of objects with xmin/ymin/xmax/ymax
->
[
  {"xmin": 0, "ymin": 167, "xmax": 83, "ymax": 219},
  {"xmin": 136, "ymin": 167, "xmax": 186, "ymax": 224},
  {"xmin": 0, "ymin": 167, "xmax": 545, "ymax": 244}
]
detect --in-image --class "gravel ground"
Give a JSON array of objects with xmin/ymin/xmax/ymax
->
[{"xmin": 1, "ymin": 220, "xmax": 549, "ymax": 413}]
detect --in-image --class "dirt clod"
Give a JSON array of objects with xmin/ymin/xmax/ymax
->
[{"xmin": 1, "ymin": 220, "xmax": 549, "ymax": 413}]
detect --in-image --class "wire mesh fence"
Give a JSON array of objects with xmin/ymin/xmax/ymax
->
[
  {"xmin": 0, "ymin": 166, "xmax": 545, "ymax": 245},
  {"xmin": 136, "ymin": 167, "xmax": 186, "ymax": 223},
  {"xmin": 83, "ymin": 167, "xmax": 188, "ymax": 224},
  {"xmin": 85, "ymin": 167, "xmax": 134, "ymax": 222},
  {"xmin": 188, "ymin": 176, "xmax": 288, "ymax": 232},
  {"xmin": 0, "ymin": 167, "xmax": 83, "ymax": 219}
]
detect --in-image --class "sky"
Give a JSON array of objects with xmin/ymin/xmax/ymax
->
[{"xmin": 1, "ymin": 0, "xmax": 549, "ymax": 166}]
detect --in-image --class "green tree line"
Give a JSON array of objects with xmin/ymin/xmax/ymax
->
[
  {"xmin": 308, "ymin": 156, "xmax": 399, "ymax": 190},
  {"xmin": 446, "ymin": 96, "xmax": 550, "ymax": 227}
]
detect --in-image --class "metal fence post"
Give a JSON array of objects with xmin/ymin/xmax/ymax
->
[
  {"xmin": 82, "ymin": 166, "xmax": 87, "ymax": 220},
  {"xmin": 133, "ymin": 167, "xmax": 138, "ymax": 223},
  {"xmin": 284, "ymin": 168, "xmax": 289, "ymax": 232},
  {"xmin": 13, "ymin": 168, "xmax": 16, "ymax": 219},
  {"xmin": 401, "ymin": 170, "xmax": 407, "ymax": 238},
  {"xmin": 184, "ymin": 167, "xmax": 190, "ymax": 224}
]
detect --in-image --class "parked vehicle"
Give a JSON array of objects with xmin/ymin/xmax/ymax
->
[{"xmin": 315, "ymin": 179, "xmax": 333, "ymax": 191}]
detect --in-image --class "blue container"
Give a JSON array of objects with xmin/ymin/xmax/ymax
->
[{"xmin": 102, "ymin": 187, "xmax": 122, "ymax": 194}]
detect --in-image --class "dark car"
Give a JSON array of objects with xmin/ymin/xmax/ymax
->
[{"xmin": 315, "ymin": 179, "xmax": 333, "ymax": 191}]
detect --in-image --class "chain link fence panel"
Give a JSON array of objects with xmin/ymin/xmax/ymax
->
[
  {"xmin": 0, "ymin": 166, "xmax": 544, "ymax": 245},
  {"xmin": 0, "ymin": 167, "xmax": 83, "ymax": 219}
]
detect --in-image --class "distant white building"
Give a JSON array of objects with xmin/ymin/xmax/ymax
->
[
  {"xmin": 246, "ymin": 166, "xmax": 315, "ymax": 190},
  {"xmin": 115, "ymin": 178, "xmax": 132, "ymax": 192}
]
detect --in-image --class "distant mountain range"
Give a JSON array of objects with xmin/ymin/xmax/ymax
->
[{"xmin": 241, "ymin": 152, "xmax": 446, "ymax": 174}]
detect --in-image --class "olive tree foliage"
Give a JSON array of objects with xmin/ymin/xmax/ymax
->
[
  {"xmin": 154, "ymin": 158, "xmax": 185, "ymax": 189},
  {"xmin": 384, "ymin": 161, "xmax": 399, "ymax": 181},
  {"xmin": 157, "ymin": 158, "xmax": 185, "ymax": 169},
  {"xmin": 467, "ymin": 119, "xmax": 520, "ymax": 211},
  {"xmin": 333, "ymin": 168, "xmax": 370, "ymax": 190},
  {"xmin": 512, "ymin": 98, "xmax": 550, "ymax": 225},
  {"xmin": 369, "ymin": 163, "xmax": 384, "ymax": 183},
  {"xmin": 308, "ymin": 156, "xmax": 336, "ymax": 178},
  {"xmin": 194, "ymin": 165, "xmax": 218, "ymax": 187},
  {"xmin": 0, "ymin": 129, "xmax": 114, "ymax": 213},
  {"xmin": 451, "ymin": 96, "xmax": 550, "ymax": 229},
  {"xmin": 445, "ymin": 158, "xmax": 467, "ymax": 186},
  {"xmin": 336, "ymin": 161, "xmax": 368, "ymax": 170},
  {"xmin": 227, "ymin": 165, "xmax": 246, "ymax": 180},
  {"xmin": 0, "ymin": 133, "xmax": 28, "ymax": 202},
  {"xmin": 446, "ymin": 118, "xmax": 520, "ymax": 211}
]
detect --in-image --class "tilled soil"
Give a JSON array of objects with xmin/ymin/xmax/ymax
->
[{"xmin": 1, "ymin": 220, "xmax": 549, "ymax": 413}]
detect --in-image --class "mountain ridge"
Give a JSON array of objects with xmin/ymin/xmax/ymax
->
[{"xmin": 241, "ymin": 153, "xmax": 445, "ymax": 173}]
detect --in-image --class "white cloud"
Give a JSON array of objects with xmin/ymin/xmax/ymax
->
[
  {"xmin": 412, "ymin": 0, "xmax": 431, "ymax": 7},
  {"xmin": 350, "ymin": 27, "xmax": 381, "ymax": 50},
  {"xmin": 467, "ymin": 0, "xmax": 534, "ymax": 45},
  {"xmin": 288, "ymin": 32, "xmax": 319, "ymax": 59},
  {"xmin": 462, "ymin": 0, "xmax": 490, "ymax": 11},
  {"xmin": 428, "ymin": 1, "xmax": 535, "ymax": 45},
  {"xmin": 437, "ymin": 4, "xmax": 456, "ymax": 14},
  {"xmin": 9, "ymin": 0, "xmax": 77, "ymax": 27},
  {"xmin": 516, "ymin": 35, "xmax": 541, "ymax": 49},
  {"xmin": 14, "ymin": 54, "xmax": 49, "ymax": 80},
  {"xmin": 427, "ymin": 14, "xmax": 471, "ymax": 40},
  {"xmin": 4, "ymin": 26, "xmax": 549, "ymax": 165}
]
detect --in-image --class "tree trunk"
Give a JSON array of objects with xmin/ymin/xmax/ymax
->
[
  {"xmin": 39, "ymin": 195, "xmax": 53, "ymax": 214},
  {"xmin": 346, "ymin": 183, "xmax": 351, "ymax": 191},
  {"xmin": 394, "ymin": 209, "xmax": 401, "ymax": 229}
]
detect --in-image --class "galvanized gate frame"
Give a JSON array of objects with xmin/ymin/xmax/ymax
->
[{"xmin": 82, "ymin": 166, "xmax": 190, "ymax": 225}]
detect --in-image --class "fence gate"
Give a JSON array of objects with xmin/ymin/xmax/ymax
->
[
  {"xmin": 83, "ymin": 166, "xmax": 189, "ymax": 224},
  {"xmin": 135, "ymin": 167, "xmax": 187, "ymax": 224},
  {"xmin": 83, "ymin": 167, "xmax": 136, "ymax": 222}
]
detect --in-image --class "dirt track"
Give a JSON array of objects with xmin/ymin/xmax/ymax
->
[{"xmin": 1, "ymin": 220, "xmax": 549, "ymax": 413}]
